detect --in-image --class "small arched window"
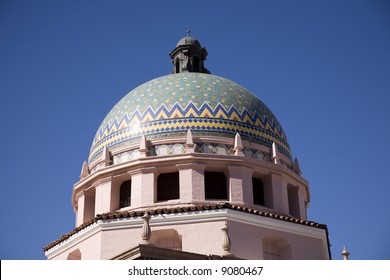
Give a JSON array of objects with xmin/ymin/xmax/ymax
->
[
  {"xmin": 252, "ymin": 177, "xmax": 265, "ymax": 206},
  {"xmin": 157, "ymin": 172, "xmax": 180, "ymax": 201},
  {"xmin": 119, "ymin": 180, "xmax": 132, "ymax": 208},
  {"xmin": 204, "ymin": 171, "xmax": 228, "ymax": 200}
]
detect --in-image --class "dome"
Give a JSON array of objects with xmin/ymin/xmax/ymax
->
[
  {"xmin": 89, "ymin": 72, "xmax": 291, "ymax": 164},
  {"xmin": 176, "ymin": 36, "xmax": 201, "ymax": 48}
]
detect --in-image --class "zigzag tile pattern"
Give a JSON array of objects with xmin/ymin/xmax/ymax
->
[{"xmin": 89, "ymin": 73, "xmax": 291, "ymax": 164}]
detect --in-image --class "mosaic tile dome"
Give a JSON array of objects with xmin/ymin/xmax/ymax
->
[{"xmin": 89, "ymin": 72, "xmax": 291, "ymax": 164}]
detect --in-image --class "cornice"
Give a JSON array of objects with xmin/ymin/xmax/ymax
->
[
  {"xmin": 44, "ymin": 203, "xmax": 328, "ymax": 256},
  {"xmin": 72, "ymin": 152, "xmax": 308, "ymax": 206},
  {"xmin": 45, "ymin": 208, "xmax": 329, "ymax": 259}
]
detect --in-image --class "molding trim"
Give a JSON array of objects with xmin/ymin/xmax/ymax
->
[{"xmin": 45, "ymin": 209, "xmax": 329, "ymax": 259}]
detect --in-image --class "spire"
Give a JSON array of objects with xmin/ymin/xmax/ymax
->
[
  {"xmin": 169, "ymin": 32, "xmax": 210, "ymax": 74},
  {"xmin": 341, "ymin": 245, "xmax": 350, "ymax": 260}
]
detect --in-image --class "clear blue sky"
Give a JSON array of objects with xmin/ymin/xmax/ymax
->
[{"xmin": 1, "ymin": 0, "xmax": 389, "ymax": 260}]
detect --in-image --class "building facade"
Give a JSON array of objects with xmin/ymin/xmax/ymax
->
[{"xmin": 44, "ymin": 34, "xmax": 330, "ymax": 260}]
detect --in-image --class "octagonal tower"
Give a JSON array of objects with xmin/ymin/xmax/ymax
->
[{"xmin": 44, "ymin": 35, "xmax": 330, "ymax": 260}]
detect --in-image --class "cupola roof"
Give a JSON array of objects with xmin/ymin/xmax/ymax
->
[{"xmin": 176, "ymin": 36, "xmax": 201, "ymax": 48}]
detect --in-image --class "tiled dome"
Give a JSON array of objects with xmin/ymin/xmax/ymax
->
[{"xmin": 89, "ymin": 72, "xmax": 291, "ymax": 164}]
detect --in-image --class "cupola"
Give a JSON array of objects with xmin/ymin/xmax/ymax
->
[{"xmin": 169, "ymin": 30, "xmax": 210, "ymax": 74}]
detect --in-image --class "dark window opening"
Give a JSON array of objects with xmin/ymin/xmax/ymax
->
[
  {"xmin": 175, "ymin": 60, "xmax": 180, "ymax": 73},
  {"xmin": 288, "ymin": 186, "xmax": 300, "ymax": 218},
  {"xmin": 157, "ymin": 172, "xmax": 180, "ymax": 201},
  {"xmin": 193, "ymin": 57, "xmax": 200, "ymax": 72},
  {"xmin": 204, "ymin": 171, "xmax": 228, "ymax": 200},
  {"xmin": 84, "ymin": 192, "xmax": 95, "ymax": 223},
  {"xmin": 252, "ymin": 178, "xmax": 265, "ymax": 206},
  {"xmin": 119, "ymin": 180, "xmax": 132, "ymax": 208}
]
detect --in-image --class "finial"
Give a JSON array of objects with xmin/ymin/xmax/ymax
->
[
  {"xmin": 185, "ymin": 129, "xmax": 195, "ymax": 153},
  {"xmin": 271, "ymin": 142, "xmax": 279, "ymax": 164},
  {"xmin": 293, "ymin": 157, "xmax": 302, "ymax": 175},
  {"xmin": 233, "ymin": 133, "xmax": 244, "ymax": 156},
  {"xmin": 341, "ymin": 245, "xmax": 350, "ymax": 260},
  {"xmin": 221, "ymin": 221, "xmax": 234, "ymax": 257},
  {"xmin": 102, "ymin": 146, "xmax": 111, "ymax": 167},
  {"xmin": 139, "ymin": 135, "xmax": 148, "ymax": 158},
  {"xmin": 79, "ymin": 161, "xmax": 89, "ymax": 179},
  {"xmin": 141, "ymin": 210, "xmax": 152, "ymax": 244},
  {"xmin": 187, "ymin": 28, "xmax": 190, "ymax": 37}
]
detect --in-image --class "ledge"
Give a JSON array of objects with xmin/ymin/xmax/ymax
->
[{"xmin": 43, "ymin": 202, "xmax": 327, "ymax": 252}]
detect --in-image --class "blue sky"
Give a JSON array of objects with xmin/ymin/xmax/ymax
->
[{"xmin": 0, "ymin": 0, "xmax": 389, "ymax": 260}]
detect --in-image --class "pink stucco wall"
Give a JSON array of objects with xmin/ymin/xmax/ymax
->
[{"xmin": 47, "ymin": 210, "xmax": 328, "ymax": 260}]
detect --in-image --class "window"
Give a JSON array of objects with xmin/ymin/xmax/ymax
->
[
  {"xmin": 157, "ymin": 172, "xmax": 179, "ymax": 201},
  {"xmin": 175, "ymin": 60, "xmax": 180, "ymax": 73},
  {"xmin": 252, "ymin": 178, "xmax": 265, "ymax": 206},
  {"xmin": 193, "ymin": 57, "xmax": 200, "ymax": 72},
  {"xmin": 83, "ymin": 190, "xmax": 95, "ymax": 223},
  {"xmin": 288, "ymin": 185, "xmax": 300, "ymax": 218},
  {"xmin": 119, "ymin": 180, "xmax": 131, "ymax": 208},
  {"xmin": 204, "ymin": 171, "xmax": 228, "ymax": 200}
]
